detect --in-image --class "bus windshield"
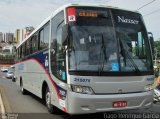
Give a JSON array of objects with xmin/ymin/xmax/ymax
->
[{"xmin": 68, "ymin": 7, "xmax": 152, "ymax": 73}]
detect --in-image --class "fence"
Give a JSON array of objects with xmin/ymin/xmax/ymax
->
[{"xmin": 0, "ymin": 58, "xmax": 15, "ymax": 64}]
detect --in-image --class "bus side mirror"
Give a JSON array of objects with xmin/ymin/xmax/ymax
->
[
  {"xmin": 148, "ymin": 32, "xmax": 154, "ymax": 55},
  {"xmin": 62, "ymin": 24, "xmax": 69, "ymax": 46}
]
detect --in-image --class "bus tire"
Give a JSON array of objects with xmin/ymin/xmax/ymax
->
[
  {"xmin": 20, "ymin": 80, "xmax": 28, "ymax": 95},
  {"xmin": 45, "ymin": 86, "xmax": 56, "ymax": 114},
  {"xmin": 12, "ymin": 76, "xmax": 16, "ymax": 82}
]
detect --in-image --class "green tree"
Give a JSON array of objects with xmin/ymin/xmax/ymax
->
[{"xmin": 154, "ymin": 38, "xmax": 160, "ymax": 59}]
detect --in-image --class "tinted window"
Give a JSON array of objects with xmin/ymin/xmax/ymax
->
[
  {"xmin": 112, "ymin": 9, "xmax": 153, "ymax": 71},
  {"xmin": 22, "ymin": 44, "xmax": 25, "ymax": 58},
  {"xmin": 68, "ymin": 8, "xmax": 117, "ymax": 71},
  {"xmin": 51, "ymin": 11, "xmax": 64, "ymax": 44},
  {"xmin": 39, "ymin": 23, "xmax": 49, "ymax": 50},
  {"xmin": 26, "ymin": 40, "xmax": 30, "ymax": 56},
  {"xmin": 32, "ymin": 33, "xmax": 38, "ymax": 53},
  {"xmin": 39, "ymin": 29, "xmax": 44, "ymax": 50},
  {"xmin": 50, "ymin": 11, "xmax": 66, "ymax": 82},
  {"xmin": 44, "ymin": 24, "xmax": 49, "ymax": 48}
]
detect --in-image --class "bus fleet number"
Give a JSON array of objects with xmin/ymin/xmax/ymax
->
[{"xmin": 74, "ymin": 78, "xmax": 91, "ymax": 83}]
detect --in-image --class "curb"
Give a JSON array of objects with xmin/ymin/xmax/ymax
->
[
  {"xmin": 0, "ymin": 85, "xmax": 12, "ymax": 114},
  {"xmin": 0, "ymin": 92, "xmax": 5, "ymax": 114}
]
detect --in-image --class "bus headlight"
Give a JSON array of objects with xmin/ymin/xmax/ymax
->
[
  {"xmin": 144, "ymin": 84, "xmax": 154, "ymax": 91},
  {"xmin": 71, "ymin": 85, "xmax": 94, "ymax": 95}
]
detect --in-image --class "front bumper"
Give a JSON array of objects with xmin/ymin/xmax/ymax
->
[
  {"xmin": 67, "ymin": 91, "xmax": 153, "ymax": 114},
  {"xmin": 6, "ymin": 74, "xmax": 13, "ymax": 78}
]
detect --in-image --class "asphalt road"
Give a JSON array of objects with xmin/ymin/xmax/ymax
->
[{"xmin": 0, "ymin": 74, "xmax": 160, "ymax": 119}]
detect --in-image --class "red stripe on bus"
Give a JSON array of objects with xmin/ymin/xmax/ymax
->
[{"xmin": 63, "ymin": 107, "xmax": 67, "ymax": 113}]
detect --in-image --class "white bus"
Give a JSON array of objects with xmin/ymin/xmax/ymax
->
[{"xmin": 15, "ymin": 4, "xmax": 154, "ymax": 114}]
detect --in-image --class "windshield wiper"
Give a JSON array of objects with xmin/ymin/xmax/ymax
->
[
  {"xmin": 98, "ymin": 33, "xmax": 108, "ymax": 75},
  {"xmin": 119, "ymin": 39, "xmax": 141, "ymax": 74}
]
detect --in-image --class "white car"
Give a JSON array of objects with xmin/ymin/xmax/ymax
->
[
  {"xmin": 1, "ymin": 67, "xmax": 8, "ymax": 72},
  {"xmin": 6, "ymin": 70, "xmax": 14, "ymax": 79}
]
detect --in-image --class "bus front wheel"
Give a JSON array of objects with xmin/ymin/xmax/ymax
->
[{"xmin": 45, "ymin": 87, "xmax": 55, "ymax": 113}]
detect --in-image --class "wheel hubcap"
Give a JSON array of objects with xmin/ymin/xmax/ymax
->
[
  {"xmin": 21, "ymin": 87, "xmax": 23, "ymax": 92},
  {"xmin": 46, "ymin": 92, "xmax": 51, "ymax": 108},
  {"xmin": 21, "ymin": 83, "xmax": 23, "ymax": 92}
]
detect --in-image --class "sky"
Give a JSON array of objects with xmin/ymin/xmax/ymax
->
[{"xmin": 0, "ymin": 0, "xmax": 160, "ymax": 40}]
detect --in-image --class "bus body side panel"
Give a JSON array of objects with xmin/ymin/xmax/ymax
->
[
  {"xmin": 15, "ymin": 64, "xmax": 21, "ymax": 88},
  {"xmin": 15, "ymin": 59, "xmax": 44, "ymax": 98},
  {"xmin": 15, "ymin": 55, "xmax": 68, "ymax": 112}
]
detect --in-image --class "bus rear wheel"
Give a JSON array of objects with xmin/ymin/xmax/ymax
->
[{"xmin": 20, "ymin": 80, "xmax": 28, "ymax": 95}]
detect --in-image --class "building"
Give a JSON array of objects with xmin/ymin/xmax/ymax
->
[
  {"xmin": 25, "ymin": 26, "xmax": 34, "ymax": 35},
  {"xmin": 0, "ymin": 32, "xmax": 3, "ymax": 42},
  {"xmin": 15, "ymin": 26, "xmax": 35, "ymax": 45},
  {"xmin": 15, "ymin": 29, "xmax": 21, "ymax": 44},
  {"xmin": 4, "ymin": 33, "xmax": 14, "ymax": 43},
  {"xmin": 2, "ymin": 45, "xmax": 14, "ymax": 54}
]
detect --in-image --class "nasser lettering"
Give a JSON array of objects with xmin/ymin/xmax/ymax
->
[{"xmin": 117, "ymin": 16, "xmax": 139, "ymax": 24}]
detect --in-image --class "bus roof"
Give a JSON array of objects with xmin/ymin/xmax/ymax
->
[{"xmin": 17, "ymin": 3, "xmax": 140, "ymax": 49}]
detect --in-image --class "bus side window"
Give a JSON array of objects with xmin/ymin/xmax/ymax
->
[
  {"xmin": 30, "ymin": 38, "xmax": 32, "ymax": 54},
  {"xmin": 22, "ymin": 44, "xmax": 25, "ymax": 58},
  {"xmin": 44, "ymin": 24, "xmax": 49, "ymax": 48},
  {"xmin": 20, "ymin": 46, "xmax": 22, "ymax": 59},
  {"xmin": 50, "ymin": 11, "xmax": 66, "ymax": 82},
  {"xmin": 32, "ymin": 33, "xmax": 38, "ymax": 53},
  {"xmin": 55, "ymin": 22, "xmax": 65, "ymax": 81},
  {"xmin": 39, "ymin": 29, "xmax": 44, "ymax": 50},
  {"xmin": 27, "ymin": 38, "xmax": 32, "ymax": 55},
  {"xmin": 31, "ymin": 36, "xmax": 35, "ymax": 53},
  {"xmin": 39, "ymin": 23, "xmax": 49, "ymax": 50},
  {"xmin": 16, "ymin": 49, "xmax": 19, "ymax": 61},
  {"xmin": 26, "ymin": 41, "xmax": 30, "ymax": 56}
]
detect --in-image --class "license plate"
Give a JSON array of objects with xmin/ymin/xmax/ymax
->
[{"xmin": 113, "ymin": 101, "xmax": 127, "ymax": 108}]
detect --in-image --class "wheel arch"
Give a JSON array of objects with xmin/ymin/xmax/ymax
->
[
  {"xmin": 20, "ymin": 76, "xmax": 22, "ymax": 86},
  {"xmin": 42, "ymin": 81, "xmax": 48, "ymax": 102}
]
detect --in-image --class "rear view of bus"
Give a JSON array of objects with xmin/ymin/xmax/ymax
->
[{"xmin": 64, "ymin": 5, "xmax": 154, "ymax": 114}]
